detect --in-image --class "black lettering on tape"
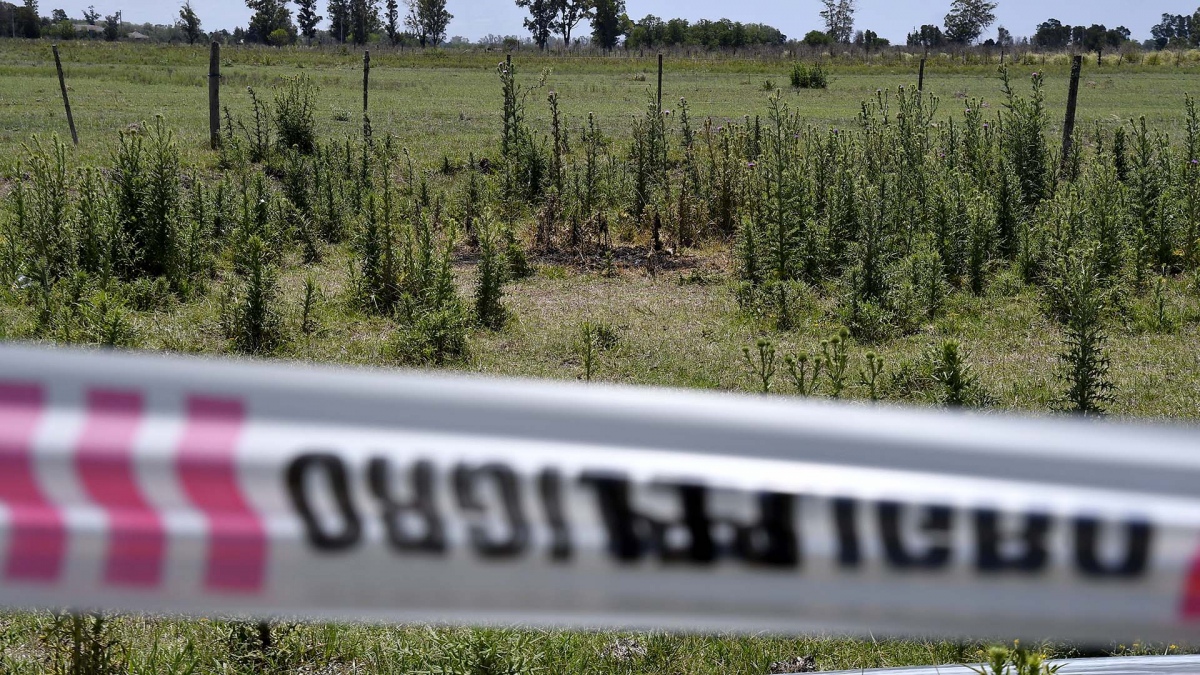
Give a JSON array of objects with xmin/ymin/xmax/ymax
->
[
  {"xmin": 286, "ymin": 453, "xmax": 363, "ymax": 551},
  {"xmin": 453, "ymin": 463, "xmax": 529, "ymax": 558},
  {"xmin": 651, "ymin": 482, "xmax": 716, "ymax": 563},
  {"xmin": 974, "ymin": 509, "xmax": 1050, "ymax": 573},
  {"xmin": 367, "ymin": 457, "xmax": 446, "ymax": 553},
  {"xmin": 580, "ymin": 472, "xmax": 643, "ymax": 561},
  {"xmin": 879, "ymin": 502, "xmax": 953, "ymax": 570},
  {"xmin": 833, "ymin": 497, "xmax": 861, "ymax": 568},
  {"xmin": 538, "ymin": 468, "xmax": 572, "ymax": 561},
  {"xmin": 1074, "ymin": 517, "xmax": 1152, "ymax": 578},
  {"xmin": 731, "ymin": 492, "xmax": 799, "ymax": 567}
]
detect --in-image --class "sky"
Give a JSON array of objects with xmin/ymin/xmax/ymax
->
[{"xmin": 42, "ymin": 0, "xmax": 1200, "ymax": 44}]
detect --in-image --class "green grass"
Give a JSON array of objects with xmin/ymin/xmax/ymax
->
[
  {"xmin": 3, "ymin": 40, "xmax": 1200, "ymax": 674},
  {"xmin": 0, "ymin": 612, "xmax": 1186, "ymax": 675},
  {"xmin": 3, "ymin": 41, "xmax": 1200, "ymax": 167}
]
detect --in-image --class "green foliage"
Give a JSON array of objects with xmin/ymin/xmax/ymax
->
[
  {"xmin": 80, "ymin": 291, "xmax": 136, "ymax": 347},
  {"xmin": 784, "ymin": 351, "xmax": 823, "ymax": 396},
  {"xmin": 224, "ymin": 235, "xmax": 282, "ymax": 354},
  {"xmin": 39, "ymin": 613, "xmax": 124, "ymax": 675},
  {"xmin": 273, "ymin": 75, "xmax": 318, "ymax": 155},
  {"xmin": 859, "ymin": 351, "xmax": 885, "ymax": 401},
  {"xmin": 575, "ymin": 319, "xmax": 619, "ymax": 382},
  {"xmin": 389, "ymin": 303, "xmax": 469, "ymax": 366},
  {"xmin": 820, "ymin": 327, "xmax": 851, "ymax": 398},
  {"xmin": 930, "ymin": 339, "xmax": 989, "ymax": 407},
  {"xmin": 969, "ymin": 643, "xmax": 1063, "ymax": 675},
  {"xmin": 474, "ymin": 219, "xmax": 509, "ymax": 329},
  {"xmin": 299, "ymin": 272, "xmax": 320, "ymax": 336},
  {"xmin": 790, "ymin": 63, "xmax": 829, "ymax": 89},
  {"xmin": 742, "ymin": 338, "xmax": 777, "ymax": 393},
  {"xmin": 1055, "ymin": 252, "xmax": 1114, "ymax": 415}
]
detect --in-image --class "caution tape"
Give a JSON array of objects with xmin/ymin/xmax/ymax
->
[{"xmin": 0, "ymin": 344, "xmax": 1198, "ymax": 641}]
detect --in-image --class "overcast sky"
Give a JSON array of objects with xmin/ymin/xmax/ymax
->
[{"xmin": 46, "ymin": 0, "xmax": 1200, "ymax": 43}]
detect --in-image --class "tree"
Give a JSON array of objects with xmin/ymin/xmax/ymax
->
[
  {"xmin": 1151, "ymin": 13, "xmax": 1190, "ymax": 49},
  {"xmin": 665, "ymin": 17, "xmax": 688, "ymax": 44},
  {"xmin": 246, "ymin": 0, "xmax": 294, "ymax": 44},
  {"xmin": 50, "ymin": 7, "xmax": 65, "ymax": 21},
  {"xmin": 906, "ymin": 24, "xmax": 945, "ymax": 48},
  {"xmin": 296, "ymin": 0, "xmax": 321, "ymax": 42},
  {"xmin": 1033, "ymin": 18, "xmax": 1071, "ymax": 49},
  {"xmin": 557, "ymin": 0, "xmax": 591, "ymax": 48},
  {"xmin": 515, "ymin": 0, "xmax": 556, "ymax": 50},
  {"xmin": 177, "ymin": 1, "xmax": 203, "ymax": 44},
  {"xmin": 855, "ymin": 28, "xmax": 888, "ymax": 50},
  {"xmin": 943, "ymin": 0, "xmax": 997, "ymax": 45},
  {"xmin": 590, "ymin": 0, "xmax": 624, "ymax": 50},
  {"xmin": 348, "ymin": 0, "xmax": 378, "ymax": 45},
  {"xmin": 82, "ymin": 4, "xmax": 99, "ymax": 23},
  {"xmin": 803, "ymin": 29, "xmax": 833, "ymax": 47},
  {"xmin": 404, "ymin": 0, "xmax": 452, "ymax": 47},
  {"xmin": 627, "ymin": 14, "xmax": 664, "ymax": 49},
  {"xmin": 12, "ymin": 0, "xmax": 39, "ymax": 38},
  {"xmin": 819, "ymin": 0, "xmax": 855, "ymax": 43},
  {"xmin": 1081, "ymin": 24, "xmax": 1106, "ymax": 62},
  {"xmin": 384, "ymin": 0, "xmax": 398, "ymax": 44},
  {"xmin": 1081, "ymin": 24, "xmax": 1129, "ymax": 64},
  {"xmin": 327, "ymin": 0, "xmax": 349, "ymax": 42},
  {"xmin": 996, "ymin": 24, "xmax": 1012, "ymax": 47},
  {"xmin": 103, "ymin": 10, "xmax": 120, "ymax": 40}
]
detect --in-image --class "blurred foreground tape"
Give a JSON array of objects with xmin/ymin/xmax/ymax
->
[{"xmin": 0, "ymin": 344, "xmax": 1198, "ymax": 641}]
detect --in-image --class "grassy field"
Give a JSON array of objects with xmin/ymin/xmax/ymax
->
[
  {"xmin": 2, "ymin": 40, "xmax": 1200, "ymax": 674},
  {"xmin": 6, "ymin": 612, "xmax": 1178, "ymax": 675},
  {"xmin": 3, "ymin": 41, "xmax": 1200, "ymax": 165}
]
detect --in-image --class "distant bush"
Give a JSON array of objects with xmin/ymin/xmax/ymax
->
[{"xmin": 790, "ymin": 63, "xmax": 828, "ymax": 89}]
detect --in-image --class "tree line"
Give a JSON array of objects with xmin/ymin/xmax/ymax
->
[{"xmin": 10, "ymin": 0, "xmax": 1200, "ymax": 54}]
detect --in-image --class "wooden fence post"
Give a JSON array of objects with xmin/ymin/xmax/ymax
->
[
  {"xmin": 362, "ymin": 50, "xmax": 370, "ymax": 114},
  {"xmin": 1060, "ymin": 54, "xmax": 1083, "ymax": 177},
  {"xmin": 657, "ymin": 53, "xmax": 663, "ymax": 112},
  {"xmin": 209, "ymin": 41, "xmax": 220, "ymax": 149},
  {"xmin": 52, "ymin": 45, "xmax": 78, "ymax": 146},
  {"xmin": 918, "ymin": 57, "xmax": 926, "ymax": 92}
]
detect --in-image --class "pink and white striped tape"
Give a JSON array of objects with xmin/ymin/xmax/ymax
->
[{"xmin": 0, "ymin": 344, "xmax": 1199, "ymax": 643}]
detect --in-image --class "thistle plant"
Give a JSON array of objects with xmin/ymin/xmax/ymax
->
[
  {"xmin": 821, "ymin": 328, "xmax": 851, "ymax": 398},
  {"xmin": 859, "ymin": 351, "xmax": 885, "ymax": 401},
  {"xmin": 273, "ymin": 75, "xmax": 318, "ymax": 155},
  {"xmin": 932, "ymin": 339, "xmax": 978, "ymax": 408},
  {"xmin": 742, "ymin": 338, "xmax": 777, "ymax": 394},
  {"xmin": 784, "ymin": 352, "xmax": 822, "ymax": 397},
  {"xmin": 968, "ymin": 644, "xmax": 1063, "ymax": 675},
  {"xmin": 238, "ymin": 86, "xmax": 273, "ymax": 164}
]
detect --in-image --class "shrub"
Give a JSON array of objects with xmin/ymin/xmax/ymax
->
[
  {"xmin": 224, "ymin": 235, "xmax": 282, "ymax": 354},
  {"xmin": 1055, "ymin": 253, "xmax": 1114, "ymax": 415},
  {"xmin": 929, "ymin": 339, "xmax": 991, "ymax": 408},
  {"xmin": 790, "ymin": 63, "xmax": 828, "ymax": 89},
  {"xmin": 81, "ymin": 291, "xmax": 136, "ymax": 348},
  {"xmin": 388, "ymin": 304, "xmax": 470, "ymax": 366},
  {"xmin": 274, "ymin": 75, "xmax": 318, "ymax": 155},
  {"xmin": 474, "ymin": 219, "xmax": 509, "ymax": 329}
]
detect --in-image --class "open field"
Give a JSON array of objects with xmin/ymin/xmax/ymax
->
[
  {"xmin": 2, "ymin": 40, "xmax": 1200, "ymax": 673},
  {"xmin": 4, "ymin": 41, "xmax": 1200, "ymax": 164}
]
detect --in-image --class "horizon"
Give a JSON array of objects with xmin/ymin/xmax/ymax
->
[{"xmin": 29, "ymin": 0, "xmax": 1200, "ymax": 44}]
